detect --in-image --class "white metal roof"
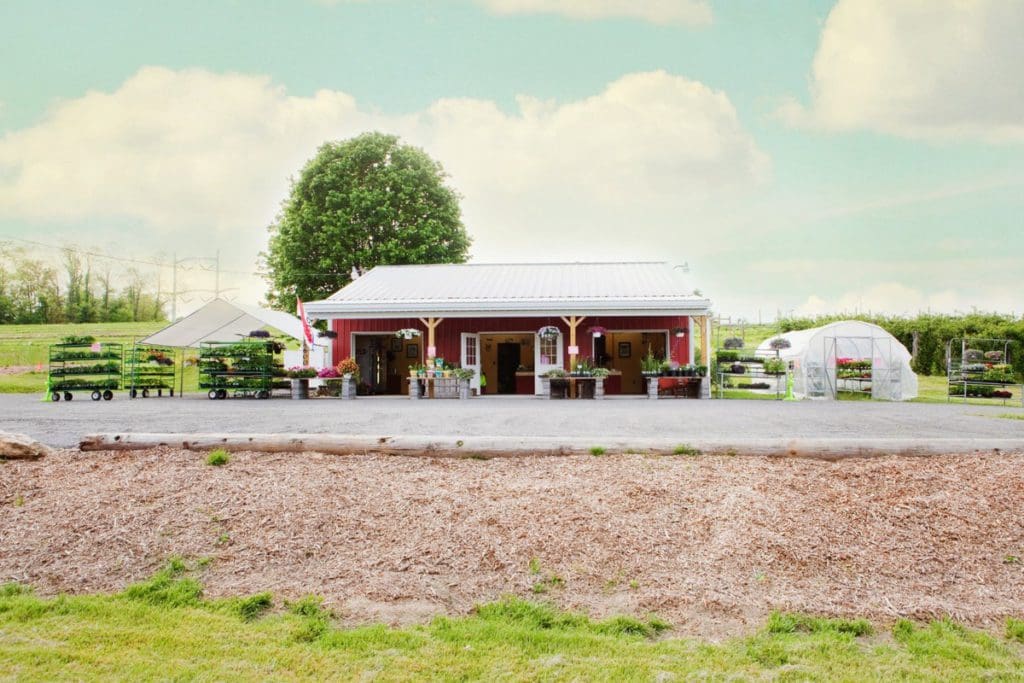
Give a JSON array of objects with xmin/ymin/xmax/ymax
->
[
  {"xmin": 141, "ymin": 298, "xmax": 305, "ymax": 348},
  {"xmin": 303, "ymin": 262, "xmax": 710, "ymax": 319}
]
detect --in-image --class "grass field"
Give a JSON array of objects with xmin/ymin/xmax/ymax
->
[
  {"xmin": 2, "ymin": 565, "xmax": 1023, "ymax": 681},
  {"xmin": 0, "ymin": 321, "xmax": 200, "ymax": 394}
]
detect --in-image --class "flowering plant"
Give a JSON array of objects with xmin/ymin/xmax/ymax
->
[
  {"xmin": 587, "ymin": 325, "xmax": 607, "ymax": 337},
  {"xmin": 769, "ymin": 337, "xmax": 791, "ymax": 350},
  {"xmin": 286, "ymin": 366, "xmax": 317, "ymax": 379},
  {"xmin": 538, "ymin": 325, "xmax": 560, "ymax": 340},
  {"xmin": 395, "ymin": 328, "xmax": 421, "ymax": 339},
  {"xmin": 317, "ymin": 366, "xmax": 341, "ymax": 379},
  {"xmin": 336, "ymin": 357, "xmax": 360, "ymax": 377}
]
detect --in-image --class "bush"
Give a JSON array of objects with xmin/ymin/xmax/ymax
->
[{"xmin": 206, "ymin": 449, "xmax": 230, "ymax": 466}]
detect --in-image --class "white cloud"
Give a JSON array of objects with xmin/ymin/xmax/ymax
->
[
  {"xmin": 795, "ymin": 282, "xmax": 1021, "ymax": 317},
  {"xmin": 780, "ymin": 0, "xmax": 1024, "ymax": 142},
  {"xmin": 0, "ymin": 66, "xmax": 764, "ymax": 303},
  {"xmin": 473, "ymin": 0, "xmax": 711, "ymax": 26}
]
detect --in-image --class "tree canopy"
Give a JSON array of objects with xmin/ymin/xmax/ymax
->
[{"xmin": 263, "ymin": 132, "xmax": 471, "ymax": 307}]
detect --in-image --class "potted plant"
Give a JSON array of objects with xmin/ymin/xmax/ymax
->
[
  {"xmin": 318, "ymin": 329, "xmax": 338, "ymax": 339},
  {"xmin": 768, "ymin": 337, "xmax": 791, "ymax": 350},
  {"xmin": 395, "ymin": 328, "xmax": 421, "ymax": 340},
  {"xmin": 286, "ymin": 366, "xmax": 316, "ymax": 399},
  {"xmin": 763, "ymin": 357, "xmax": 787, "ymax": 375},
  {"xmin": 641, "ymin": 352, "xmax": 661, "ymax": 377},
  {"xmin": 587, "ymin": 325, "xmax": 607, "ymax": 338},
  {"xmin": 672, "ymin": 326, "xmax": 686, "ymax": 338},
  {"xmin": 963, "ymin": 348, "xmax": 984, "ymax": 362},
  {"xmin": 538, "ymin": 325, "xmax": 560, "ymax": 341},
  {"xmin": 723, "ymin": 337, "xmax": 744, "ymax": 349},
  {"xmin": 336, "ymin": 357, "xmax": 360, "ymax": 399},
  {"xmin": 452, "ymin": 367, "xmax": 475, "ymax": 399}
]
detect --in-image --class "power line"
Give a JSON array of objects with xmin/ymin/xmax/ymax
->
[{"xmin": 0, "ymin": 234, "xmax": 168, "ymax": 268}]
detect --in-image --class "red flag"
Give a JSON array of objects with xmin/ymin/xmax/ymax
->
[{"xmin": 296, "ymin": 297, "xmax": 314, "ymax": 346}]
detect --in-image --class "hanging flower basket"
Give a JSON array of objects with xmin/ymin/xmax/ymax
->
[
  {"xmin": 672, "ymin": 326, "xmax": 686, "ymax": 338},
  {"xmin": 538, "ymin": 325, "xmax": 560, "ymax": 340},
  {"xmin": 769, "ymin": 337, "xmax": 791, "ymax": 350},
  {"xmin": 587, "ymin": 326, "xmax": 607, "ymax": 338},
  {"xmin": 395, "ymin": 328, "xmax": 421, "ymax": 340},
  {"xmin": 318, "ymin": 330, "xmax": 338, "ymax": 339}
]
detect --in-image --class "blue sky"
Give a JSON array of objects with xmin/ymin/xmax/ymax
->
[{"xmin": 1, "ymin": 0, "xmax": 1021, "ymax": 318}]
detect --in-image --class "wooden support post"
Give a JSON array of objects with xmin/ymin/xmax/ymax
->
[
  {"xmin": 418, "ymin": 317, "xmax": 444, "ymax": 360},
  {"xmin": 559, "ymin": 315, "xmax": 586, "ymax": 372}
]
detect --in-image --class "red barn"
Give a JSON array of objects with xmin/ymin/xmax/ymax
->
[{"xmin": 304, "ymin": 262, "xmax": 711, "ymax": 396}]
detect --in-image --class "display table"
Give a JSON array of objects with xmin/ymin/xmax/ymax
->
[
  {"xmin": 407, "ymin": 376, "xmax": 459, "ymax": 399},
  {"xmin": 657, "ymin": 376, "xmax": 702, "ymax": 398}
]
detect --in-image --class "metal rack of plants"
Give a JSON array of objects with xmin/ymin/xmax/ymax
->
[
  {"xmin": 124, "ymin": 343, "xmax": 180, "ymax": 398},
  {"xmin": 47, "ymin": 339, "xmax": 123, "ymax": 402},
  {"xmin": 715, "ymin": 347, "xmax": 786, "ymax": 400},
  {"xmin": 835, "ymin": 358, "xmax": 872, "ymax": 398},
  {"xmin": 198, "ymin": 340, "xmax": 275, "ymax": 400},
  {"xmin": 947, "ymin": 338, "xmax": 1022, "ymax": 407}
]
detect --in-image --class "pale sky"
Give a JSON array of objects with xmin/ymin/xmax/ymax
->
[{"xmin": 1, "ymin": 0, "xmax": 1021, "ymax": 319}]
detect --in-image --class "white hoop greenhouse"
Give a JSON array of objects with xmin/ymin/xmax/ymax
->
[{"xmin": 756, "ymin": 320, "xmax": 918, "ymax": 401}]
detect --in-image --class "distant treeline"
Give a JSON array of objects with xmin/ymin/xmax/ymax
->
[
  {"xmin": 777, "ymin": 313, "xmax": 1024, "ymax": 377},
  {"xmin": 0, "ymin": 245, "xmax": 166, "ymax": 324}
]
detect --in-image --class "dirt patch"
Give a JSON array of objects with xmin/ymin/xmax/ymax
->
[
  {"xmin": 2, "ymin": 449, "xmax": 1022, "ymax": 637},
  {"xmin": 0, "ymin": 366, "xmax": 35, "ymax": 375}
]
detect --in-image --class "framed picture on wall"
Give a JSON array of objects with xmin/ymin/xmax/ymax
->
[
  {"xmin": 390, "ymin": 338, "xmax": 403, "ymax": 352},
  {"xmin": 406, "ymin": 344, "xmax": 419, "ymax": 359},
  {"xmin": 618, "ymin": 341, "xmax": 631, "ymax": 358}
]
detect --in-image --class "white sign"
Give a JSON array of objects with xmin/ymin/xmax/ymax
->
[{"xmin": 568, "ymin": 345, "xmax": 580, "ymax": 355}]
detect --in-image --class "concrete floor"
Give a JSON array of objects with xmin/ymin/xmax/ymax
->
[{"xmin": 2, "ymin": 392, "xmax": 1023, "ymax": 449}]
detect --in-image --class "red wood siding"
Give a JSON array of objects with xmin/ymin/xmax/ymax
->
[{"xmin": 332, "ymin": 315, "xmax": 691, "ymax": 365}]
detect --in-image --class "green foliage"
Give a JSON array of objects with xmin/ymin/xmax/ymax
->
[
  {"xmin": 121, "ymin": 558, "xmax": 203, "ymax": 608},
  {"xmin": 0, "ymin": 244, "xmax": 166, "ymax": 324},
  {"xmin": 3, "ymin": 585, "xmax": 1024, "ymax": 680},
  {"xmin": 778, "ymin": 312, "xmax": 1024, "ymax": 377},
  {"xmin": 672, "ymin": 444, "xmax": 701, "ymax": 456},
  {"xmin": 766, "ymin": 611, "xmax": 872, "ymax": 637},
  {"xmin": 263, "ymin": 132, "xmax": 472, "ymax": 307},
  {"xmin": 589, "ymin": 446, "xmax": 606, "ymax": 456},
  {"xmin": 206, "ymin": 449, "xmax": 230, "ymax": 467},
  {"xmin": 227, "ymin": 592, "xmax": 273, "ymax": 622},
  {"xmin": 1006, "ymin": 618, "xmax": 1024, "ymax": 643}
]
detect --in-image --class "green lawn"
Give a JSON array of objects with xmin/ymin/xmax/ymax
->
[
  {"xmin": 0, "ymin": 321, "xmax": 198, "ymax": 394},
  {"xmin": 0, "ymin": 322, "xmax": 165, "ymax": 368},
  {"xmin": 2, "ymin": 567, "xmax": 1022, "ymax": 681}
]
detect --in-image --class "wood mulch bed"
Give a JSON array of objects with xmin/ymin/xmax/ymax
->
[{"xmin": 2, "ymin": 448, "xmax": 1022, "ymax": 636}]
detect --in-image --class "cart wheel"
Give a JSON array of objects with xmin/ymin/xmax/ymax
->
[
  {"xmin": 130, "ymin": 389, "xmax": 138, "ymax": 398},
  {"xmin": 257, "ymin": 390, "xmax": 269, "ymax": 399},
  {"xmin": 103, "ymin": 390, "xmax": 113, "ymax": 401},
  {"xmin": 217, "ymin": 389, "xmax": 228, "ymax": 400},
  {"xmin": 142, "ymin": 389, "xmax": 149, "ymax": 398},
  {"xmin": 51, "ymin": 392, "xmax": 60, "ymax": 402},
  {"xmin": 91, "ymin": 391, "xmax": 101, "ymax": 401},
  {"xmin": 208, "ymin": 389, "xmax": 219, "ymax": 400},
  {"xmin": 64, "ymin": 392, "xmax": 73, "ymax": 402}
]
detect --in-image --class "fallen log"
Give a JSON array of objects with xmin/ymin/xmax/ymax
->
[
  {"xmin": 78, "ymin": 433, "xmax": 1024, "ymax": 461},
  {"xmin": 0, "ymin": 430, "xmax": 54, "ymax": 460}
]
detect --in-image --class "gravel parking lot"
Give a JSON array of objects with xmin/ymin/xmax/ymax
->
[{"xmin": 1, "ymin": 393, "xmax": 1022, "ymax": 449}]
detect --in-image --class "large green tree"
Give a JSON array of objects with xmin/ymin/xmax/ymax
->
[{"xmin": 263, "ymin": 132, "xmax": 472, "ymax": 307}]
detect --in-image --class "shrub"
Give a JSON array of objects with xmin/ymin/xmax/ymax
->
[{"xmin": 206, "ymin": 449, "xmax": 230, "ymax": 466}]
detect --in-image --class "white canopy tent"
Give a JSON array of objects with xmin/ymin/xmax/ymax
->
[
  {"xmin": 756, "ymin": 320, "xmax": 918, "ymax": 401},
  {"xmin": 141, "ymin": 299, "xmax": 327, "ymax": 368}
]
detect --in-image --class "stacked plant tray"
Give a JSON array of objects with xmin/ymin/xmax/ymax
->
[
  {"xmin": 198, "ymin": 340, "xmax": 274, "ymax": 399},
  {"xmin": 125, "ymin": 343, "xmax": 179, "ymax": 398},
  {"xmin": 48, "ymin": 341, "xmax": 123, "ymax": 402}
]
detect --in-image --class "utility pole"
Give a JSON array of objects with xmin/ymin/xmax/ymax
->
[
  {"xmin": 171, "ymin": 251, "xmax": 177, "ymax": 321},
  {"xmin": 169, "ymin": 251, "xmax": 232, "ymax": 321}
]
